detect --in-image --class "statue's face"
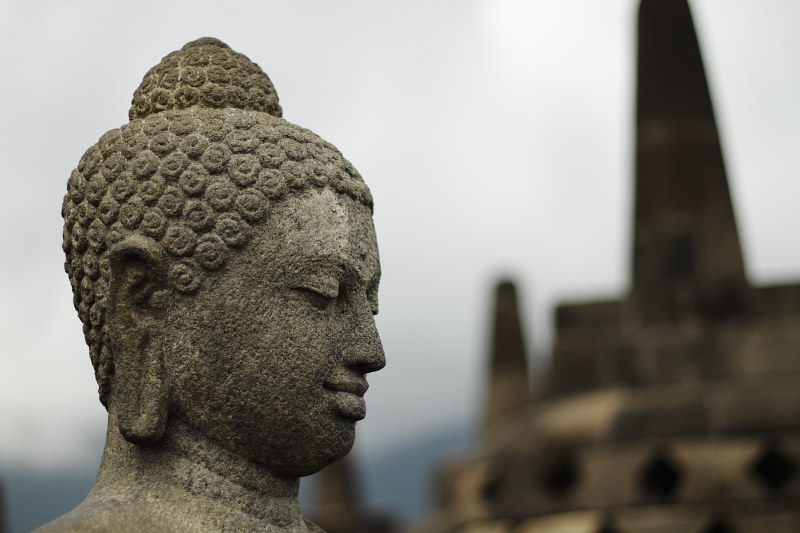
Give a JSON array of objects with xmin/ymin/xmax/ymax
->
[{"xmin": 164, "ymin": 187, "xmax": 384, "ymax": 477}]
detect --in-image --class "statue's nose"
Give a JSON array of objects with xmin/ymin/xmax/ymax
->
[{"xmin": 344, "ymin": 306, "xmax": 386, "ymax": 374}]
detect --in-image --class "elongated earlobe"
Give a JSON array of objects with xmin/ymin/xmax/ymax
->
[{"xmin": 107, "ymin": 235, "xmax": 169, "ymax": 445}]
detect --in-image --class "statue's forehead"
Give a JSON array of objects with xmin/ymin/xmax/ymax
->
[{"xmin": 261, "ymin": 189, "xmax": 379, "ymax": 284}]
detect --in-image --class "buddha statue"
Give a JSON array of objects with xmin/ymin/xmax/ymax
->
[{"xmin": 39, "ymin": 37, "xmax": 384, "ymax": 532}]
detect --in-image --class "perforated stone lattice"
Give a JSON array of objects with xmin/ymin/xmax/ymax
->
[
  {"xmin": 540, "ymin": 453, "xmax": 579, "ymax": 499},
  {"xmin": 750, "ymin": 440, "xmax": 797, "ymax": 493},
  {"xmin": 639, "ymin": 450, "xmax": 682, "ymax": 500}
]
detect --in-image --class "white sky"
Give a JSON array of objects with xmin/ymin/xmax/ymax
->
[{"xmin": 1, "ymin": 0, "xmax": 799, "ymax": 471}]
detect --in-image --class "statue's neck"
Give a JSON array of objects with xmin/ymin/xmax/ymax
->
[{"xmin": 92, "ymin": 412, "xmax": 306, "ymax": 532}]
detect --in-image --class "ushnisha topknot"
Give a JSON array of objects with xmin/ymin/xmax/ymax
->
[
  {"xmin": 129, "ymin": 37, "xmax": 282, "ymax": 120},
  {"xmin": 63, "ymin": 38, "xmax": 372, "ymax": 405}
]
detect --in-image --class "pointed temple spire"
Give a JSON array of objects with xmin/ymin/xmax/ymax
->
[
  {"xmin": 483, "ymin": 280, "xmax": 531, "ymax": 439},
  {"xmin": 312, "ymin": 454, "xmax": 361, "ymax": 532},
  {"xmin": 310, "ymin": 454, "xmax": 394, "ymax": 533},
  {"xmin": 632, "ymin": 0, "xmax": 749, "ymax": 321}
]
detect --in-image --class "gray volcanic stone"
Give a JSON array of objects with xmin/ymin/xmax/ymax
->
[{"xmin": 40, "ymin": 37, "xmax": 384, "ymax": 532}]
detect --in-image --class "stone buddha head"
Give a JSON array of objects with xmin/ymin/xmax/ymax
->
[{"xmin": 61, "ymin": 38, "xmax": 384, "ymax": 479}]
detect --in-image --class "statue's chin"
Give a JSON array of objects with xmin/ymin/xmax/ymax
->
[
  {"xmin": 275, "ymin": 423, "xmax": 357, "ymax": 478},
  {"xmin": 227, "ymin": 418, "xmax": 357, "ymax": 478},
  {"xmin": 288, "ymin": 451, "xmax": 351, "ymax": 478}
]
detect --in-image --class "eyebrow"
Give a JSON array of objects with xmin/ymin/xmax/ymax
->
[{"xmin": 287, "ymin": 253, "xmax": 377, "ymax": 288}]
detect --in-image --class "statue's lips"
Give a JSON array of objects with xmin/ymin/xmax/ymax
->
[{"xmin": 324, "ymin": 377, "xmax": 368, "ymax": 421}]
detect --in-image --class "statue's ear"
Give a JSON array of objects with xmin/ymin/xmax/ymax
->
[{"xmin": 107, "ymin": 235, "xmax": 169, "ymax": 445}]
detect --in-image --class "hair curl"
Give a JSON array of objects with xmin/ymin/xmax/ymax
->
[{"xmin": 129, "ymin": 37, "xmax": 282, "ymax": 120}]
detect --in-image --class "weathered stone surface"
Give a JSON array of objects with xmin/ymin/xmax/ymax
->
[
  {"xmin": 514, "ymin": 511, "xmax": 601, "ymax": 533},
  {"xmin": 41, "ymin": 37, "xmax": 383, "ymax": 532}
]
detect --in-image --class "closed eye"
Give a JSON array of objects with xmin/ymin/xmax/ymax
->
[{"xmin": 294, "ymin": 286, "xmax": 337, "ymax": 311}]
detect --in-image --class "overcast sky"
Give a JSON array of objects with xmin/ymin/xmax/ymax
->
[{"xmin": 2, "ymin": 0, "xmax": 799, "ymax": 474}]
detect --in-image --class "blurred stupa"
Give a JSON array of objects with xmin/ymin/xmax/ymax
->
[{"xmin": 414, "ymin": 1, "xmax": 800, "ymax": 531}]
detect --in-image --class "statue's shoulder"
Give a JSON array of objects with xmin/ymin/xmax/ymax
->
[
  {"xmin": 38, "ymin": 499, "xmax": 324, "ymax": 532},
  {"xmin": 34, "ymin": 499, "xmax": 177, "ymax": 533}
]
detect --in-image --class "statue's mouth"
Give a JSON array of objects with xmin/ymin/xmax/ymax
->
[
  {"xmin": 324, "ymin": 375, "xmax": 368, "ymax": 420},
  {"xmin": 324, "ymin": 376, "xmax": 368, "ymax": 396},
  {"xmin": 330, "ymin": 392, "xmax": 366, "ymax": 421}
]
